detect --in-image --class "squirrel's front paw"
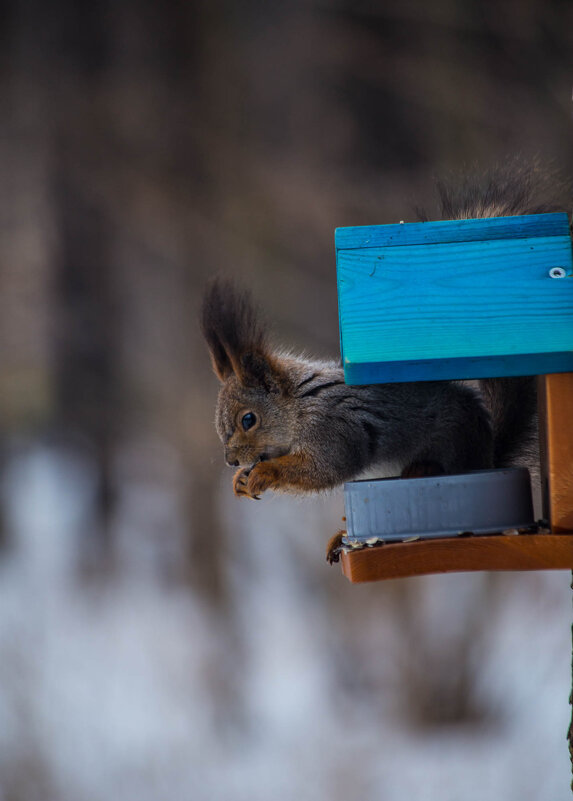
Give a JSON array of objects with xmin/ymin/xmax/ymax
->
[
  {"xmin": 233, "ymin": 462, "xmax": 279, "ymax": 499},
  {"xmin": 247, "ymin": 461, "xmax": 279, "ymax": 497},
  {"xmin": 233, "ymin": 466, "xmax": 259, "ymax": 499}
]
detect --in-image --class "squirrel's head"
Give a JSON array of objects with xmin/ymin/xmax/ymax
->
[
  {"xmin": 214, "ymin": 374, "xmax": 296, "ymax": 468},
  {"xmin": 201, "ymin": 279, "xmax": 298, "ymax": 468}
]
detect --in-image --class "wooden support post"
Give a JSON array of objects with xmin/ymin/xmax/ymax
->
[{"xmin": 538, "ymin": 373, "xmax": 573, "ymax": 533}]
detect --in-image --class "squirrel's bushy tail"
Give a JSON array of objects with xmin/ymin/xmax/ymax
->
[
  {"xmin": 422, "ymin": 158, "xmax": 569, "ymax": 221},
  {"xmin": 479, "ymin": 377, "xmax": 538, "ymax": 467}
]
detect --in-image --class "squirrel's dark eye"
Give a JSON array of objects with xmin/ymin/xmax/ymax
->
[{"xmin": 241, "ymin": 412, "xmax": 257, "ymax": 431}]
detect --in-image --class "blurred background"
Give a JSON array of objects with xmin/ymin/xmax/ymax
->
[{"xmin": 1, "ymin": 1, "xmax": 573, "ymax": 799}]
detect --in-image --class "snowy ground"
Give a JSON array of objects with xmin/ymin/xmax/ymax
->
[{"xmin": 0, "ymin": 443, "xmax": 571, "ymax": 800}]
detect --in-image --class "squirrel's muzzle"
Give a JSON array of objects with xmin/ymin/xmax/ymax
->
[{"xmin": 224, "ymin": 446, "xmax": 240, "ymax": 467}]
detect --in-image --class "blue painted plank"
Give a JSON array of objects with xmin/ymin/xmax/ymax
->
[
  {"xmin": 336, "ymin": 214, "xmax": 573, "ymax": 383},
  {"xmin": 338, "ymin": 236, "xmax": 573, "ymax": 360},
  {"xmin": 335, "ymin": 213, "xmax": 570, "ymax": 251}
]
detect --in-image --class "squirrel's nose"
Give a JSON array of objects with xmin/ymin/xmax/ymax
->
[{"xmin": 225, "ymin": 450, "xmax": 239, "ymax": 467}]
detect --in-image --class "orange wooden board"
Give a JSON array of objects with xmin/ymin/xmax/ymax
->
[
  {"xmin": 539, "ymin": 373, "xmax": 573, "ymax": 533},
  {"xmin": 340, "ymin": 533, "xmax": 573, "ymax": 583}
]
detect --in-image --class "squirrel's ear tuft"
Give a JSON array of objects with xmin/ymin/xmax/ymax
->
[
  {"xmin": 201, "ymin": 279, "xmax": 238, "ymax": 381},
  {"xmin": 201, "ymin": 278, "xmax": 289, "ymax": 391}
]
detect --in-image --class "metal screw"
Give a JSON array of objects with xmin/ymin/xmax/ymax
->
[{"xmin": 549, "ymin": 267, "xmax": 567, "ymax": 279}]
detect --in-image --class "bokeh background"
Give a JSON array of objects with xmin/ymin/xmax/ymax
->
[{"xmin": 1, "ymin": 2, "xmax": 573, "ymax": 799}]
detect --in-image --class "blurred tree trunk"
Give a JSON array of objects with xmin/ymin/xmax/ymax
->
[
  {"xmin": 47, "ymin": 0, "xmax": 119, "ymax": 562},
  {"xmin": 0, "ymin": 0, "xmax": 56, "ymax": 555},
  {"xmin": 51, "ymin": 151, "xmax": 120, "ymax": 560}
]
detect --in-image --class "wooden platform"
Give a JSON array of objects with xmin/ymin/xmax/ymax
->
[{"xmin": 340, "ymin": 532, "xmax": 573, "ymax": 583}]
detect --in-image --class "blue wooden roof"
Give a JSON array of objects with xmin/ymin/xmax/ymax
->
[{"xmin": 336, "ymin": 213, "xmax": 573, "ymax": 383}]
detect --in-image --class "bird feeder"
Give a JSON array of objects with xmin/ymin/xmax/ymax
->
[{"xmin": 333, "ymin": 212, "xmax": 573, "ymax": 582}]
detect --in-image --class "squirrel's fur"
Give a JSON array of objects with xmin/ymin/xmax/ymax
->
[{"xmin": 201, "ymin": 162, "xmax": 568, "ymax": 499}]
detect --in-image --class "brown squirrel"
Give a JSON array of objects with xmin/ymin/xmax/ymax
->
[{"xmin": 201, "ymin": 163, "xmax": 562, "ymax": 500}]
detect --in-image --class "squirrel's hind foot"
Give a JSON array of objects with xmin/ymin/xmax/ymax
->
[
  {"xmin": 326, "ymin": 531, "xmax": 345, "ymax": 565},
  {"xmin": 401, "ymin": 460, "xmax": 447, "ymax": 479}
]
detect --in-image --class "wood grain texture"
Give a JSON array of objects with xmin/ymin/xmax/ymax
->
[
  {"xmin": 539, "ymin": 373, "xmax": 573, "ymax": 532},
  {"xmin": 340, "ymin": 534, "xmax": 573, "ymax": 583},
  {"xmin": 336, "ymin": 213, "xmax": 573, "ymax": 384}
]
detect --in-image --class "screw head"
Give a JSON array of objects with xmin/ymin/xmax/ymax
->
[{"xmin": 549, "ymin": 267, "xmax": 567, "ymax": 279}]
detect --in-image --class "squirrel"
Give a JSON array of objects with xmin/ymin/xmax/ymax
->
[{"xmin": 201, "ymin": 162, "xmax": 564, "ymax": 503}]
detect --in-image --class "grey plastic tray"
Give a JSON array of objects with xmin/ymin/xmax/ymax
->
[{"xmin": 344, "ymin": 468, "xmax": 534, "ymax": 543}]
